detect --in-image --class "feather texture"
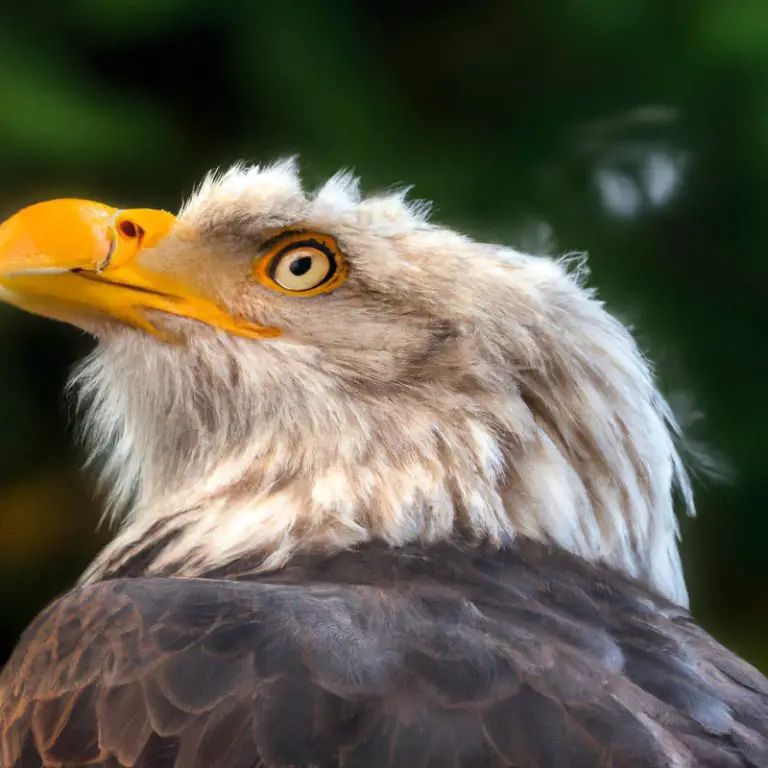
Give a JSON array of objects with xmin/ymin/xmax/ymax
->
[
  {"xmin": 70, "ymin": 161, "xmax": 691, "ymax": 605},
  {"xmin": 2, "ymin": 541, "xmax": 767, "ymax": 768}
]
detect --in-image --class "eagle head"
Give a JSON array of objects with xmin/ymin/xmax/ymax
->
[{"xmin": 0, "ymin": 160, "xmax": 692, "ymax": 604}]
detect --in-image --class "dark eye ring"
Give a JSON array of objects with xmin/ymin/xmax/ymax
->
[{"xmin": 254, "ymin": 232, "xmax": 346, "ymax": 296}]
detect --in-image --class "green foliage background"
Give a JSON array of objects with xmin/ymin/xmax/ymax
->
[{"xmin": 0, "ymin": 0, "xmax": 766, "ymax": 670}]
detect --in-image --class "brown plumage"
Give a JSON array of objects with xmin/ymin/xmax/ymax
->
[
  {"xmin": 4, "ymin": 542, "xmax": 768, "ymax": 768},
  {"xmin": 0, "ymin": 161, "xmax": 766, "ymax": 767}
]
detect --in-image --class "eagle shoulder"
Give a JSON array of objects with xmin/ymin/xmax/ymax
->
[{"xmin": 1, "ymin": 542, "xmax": 767, "ymax": 768}]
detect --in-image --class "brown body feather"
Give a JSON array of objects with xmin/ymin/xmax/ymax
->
[{"xmin": 2, "ymin": 539, "xmax": 767, "ymax": 768}]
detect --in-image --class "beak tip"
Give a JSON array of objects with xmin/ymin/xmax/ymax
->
[{"xmin": 0, "ymin": 199, "xmax": 120, "ymax": 276}]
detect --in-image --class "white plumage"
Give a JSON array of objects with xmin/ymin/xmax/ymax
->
[{"xmin": 64, "ymin": 159, "xmax": 693, "ymax": 605}]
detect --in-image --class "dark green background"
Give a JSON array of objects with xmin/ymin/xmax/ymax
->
[{"xmin": 0, "ymin": 0, "xmax": 766, "ymax": 671}]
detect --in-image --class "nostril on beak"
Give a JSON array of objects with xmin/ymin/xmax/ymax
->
[{"xmin": 117, "ymin": 219, "xmax": 144, "ymax": 241}]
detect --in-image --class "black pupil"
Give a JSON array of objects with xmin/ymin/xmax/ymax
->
[{"xmin": 290, "ymin": 255, "xmax": 313, "ymax": 276}]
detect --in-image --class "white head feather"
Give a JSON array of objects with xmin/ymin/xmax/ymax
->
[{"xmin": 75, "ymin": 159, "xmax": 693, "ymax": 606}]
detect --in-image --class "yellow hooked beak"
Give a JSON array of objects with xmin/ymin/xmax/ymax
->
[{"xmin": 0, "ymin": 199, "xmax": 278, "ymax": 340}]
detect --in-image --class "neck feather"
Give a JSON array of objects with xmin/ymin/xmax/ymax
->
[{"xmin": 76, "ymin": 331, "xmax": 691, "ymax": 606}]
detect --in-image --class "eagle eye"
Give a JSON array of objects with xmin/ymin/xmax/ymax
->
[{"xmin": 254, "ymin": 232, "xmax": 347, "ymax": 296}]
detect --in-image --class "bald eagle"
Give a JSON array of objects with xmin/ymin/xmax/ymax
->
[{"xmin": 0, "ymin": 161, "xmax": 766, "ymax": 768}]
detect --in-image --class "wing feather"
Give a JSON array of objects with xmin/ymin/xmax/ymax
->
[{"xmin": 1, "ymin": 542, "xmax": 767, "ymax": 767}]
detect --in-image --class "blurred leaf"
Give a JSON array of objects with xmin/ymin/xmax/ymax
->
[
  {"xmin": 0, "ymin": 466, "xmax": 99, "ymax": 568},
  {"xmin": 696, "ymin": 0, "xmax": 768, "ymax": 63},
  {"xmin": 69, "ymin": 0, "xmax": 214, "ymax": 39},
  {"xmin": 0, "ymin": 29, "xmax": 180, "ymax": 168}
]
